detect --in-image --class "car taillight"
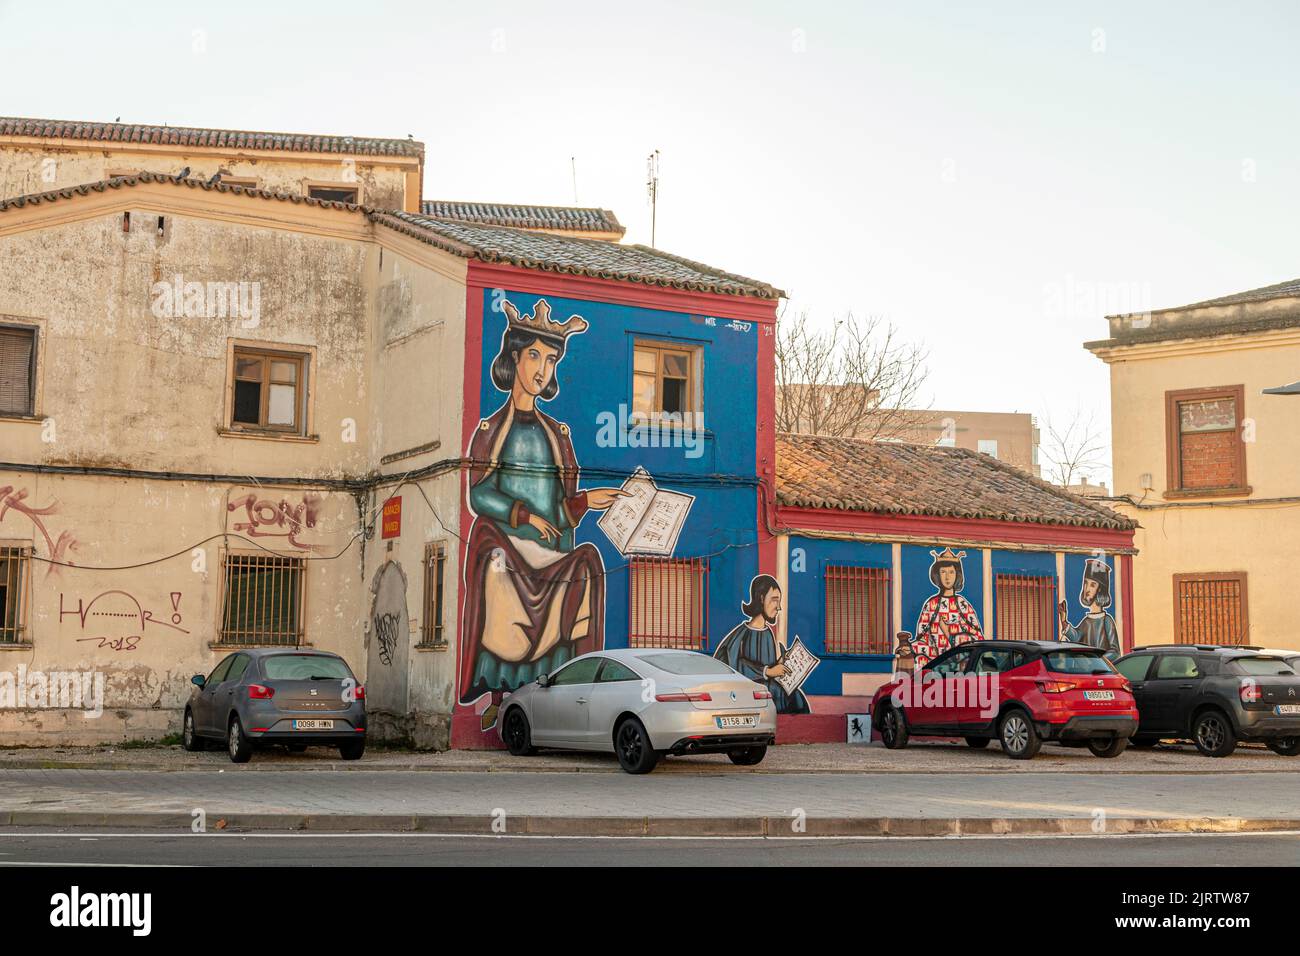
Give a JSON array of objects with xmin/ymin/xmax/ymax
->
[
  {"xmin": 353, "ymin": 685, "xmax": 365, "ymax": 701},
  {"xmin": 248, "ymin": 684, "xmax": 274, "ymax": 699},
  {"xmin": 655, "ymin": 692, "xmax": 712, "ymax": 702},
  {"xmin": 1118, "ymin": 679, "xmax": 1132, "ymax": 693},
  {"xmin": 753, "ymin": 689, "xmax": 773, "ymax": 700},
  {"xmin": 1240, "ymin": 682, "xmax": 1261, "ymax": 704},
  {"xmin": 1036, "ymin": 680, "xmax": 1075, "ymax": 694}
]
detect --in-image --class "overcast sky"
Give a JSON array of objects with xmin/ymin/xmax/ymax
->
[{"xmin": 5, "ymin": 1, "xmax": 1298, "ymax": 486}]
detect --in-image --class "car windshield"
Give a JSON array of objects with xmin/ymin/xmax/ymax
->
[
  {"xmin": 639, "ymin": 653, "xmax": 736, "ymax": 677},
  {"xmin": 1045, "ymin": 651, "xmax": 1114, "ymax": 675},
  {"xmin": 1229, "ymin": 657, "xmax": 1297, "ymax": 676},
  {"xmin": 263, "ymin": 655, "xmax": 352, "ymax": 680}
]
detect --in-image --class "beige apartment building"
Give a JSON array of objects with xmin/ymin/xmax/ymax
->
[
  {"xmin": 888, "ymin": 408, "xmax": 1041, "ymax": 476},
  {"xmin": 1086, "ymin": 278, "xmax": 1300, "ymax": 651}
]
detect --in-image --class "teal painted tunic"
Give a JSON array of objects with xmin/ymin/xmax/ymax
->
[{"xmin": 467, "ymin": 409, "xmax": 578, "ymax": 692}]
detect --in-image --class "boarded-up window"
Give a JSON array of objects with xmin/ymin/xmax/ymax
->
[
  {"xmin": 219, "ymin": 553, "xmax": 304, "ymax": 645},
  {"xmin": 419, "ymin": 542, "xmax": 447, "ymax": 647},
  {"xmin": 0, "ymin": 326, "xmax": 36, "ymax": 417},
  {"xmin": 629, "ymin": 557, "xmax": 708, "ymax": 650},
  {"xmin": 1174, "ymin": 573, "xmax": 1248, "ymax": 645},
  {"xmin": 1166, "ymin": 386, "xmax": 1246, "ymax": 492},
  {"xmin": 825, "ymin": 565, "xmax": 891, "ymax": 654},
  {"xmin": 995, "ymin": 573, "xmax": 1056, "ymax": 641},
  {"xmin": 0, "ymin": 545, "xmax": 30, "ymax": 645}
]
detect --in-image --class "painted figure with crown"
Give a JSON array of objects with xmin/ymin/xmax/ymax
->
[
  {"xmin": 459, "ymin": 298, "xmax": 629, "ymax": 728},
  {"xmin": 910, "ymin": 548, "xmax": 985, "ymax": 667}
]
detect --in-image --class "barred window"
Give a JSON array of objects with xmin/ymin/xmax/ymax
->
[
  {"xmin": 824, "ymin": 565, "xmax": 891, "ymax": 654},
  {"xmin": 1175, "ymin": 573, "xmax": 1248, "ymax": 645},
  {"xmin": 419, "ymin": 542, "xmax": 448, "ymax": 647},
  {"xmin": 995, "ymin": 573, "xmax": 1056, "ymax": 641},
  {"xmin": 220, "ymin": 553, "xmax": 304, "ymax": 645},
  {"xmin": 629, "ymin": 557, "xmax": 708, "ymax": 650},
  {"xmin": 0, "ymin": 544, "xmax": 30, "ymax": 645}
]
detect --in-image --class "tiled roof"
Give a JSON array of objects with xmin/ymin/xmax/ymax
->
[
  {"xmin": 377, "ymin": 212, "xmax": 783, "ymax": 298},
  {"xmin": 0, "ymin": 116, "xmax": 423, "ymax": 158},
  {"xmin": 1168, "ymin": 277, "xmax": 1300, "ymax": 310},
  {"xmin": 421, "ymin": 200, "xmax": 624, "ymax": 236},
  {"xmin": 0, "ymin": 175, "xmax": 781, "ymax": 300},
  {"xmin": 776, "ymin": 433, "xmax": 1135, "ymax": 530}
]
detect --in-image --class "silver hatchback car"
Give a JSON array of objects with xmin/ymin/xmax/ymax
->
[
  {"xmin": 498, "ymin": 648, "xmax": 777, "ymax": 773},
  {"xmin": 183, "ymin": 649, "xmax": 367, "ymax": 763}
]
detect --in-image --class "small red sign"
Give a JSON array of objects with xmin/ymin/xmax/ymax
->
[{"xmin": 381, "ymin": 496, "xmax": 402, "ymax": 539}]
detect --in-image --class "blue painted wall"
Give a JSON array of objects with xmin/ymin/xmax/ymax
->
[{"xmin": 473, "ymin": 289, "xmax": 763, "ymax": 654}]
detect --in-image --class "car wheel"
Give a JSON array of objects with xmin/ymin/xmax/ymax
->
[
  {"xmin": 1265, "ymin": 737, "xmax": 1300, "ymax": 756},
  {"xmin": 227, "ymin": 715, "xmax": 253, "ymax": 763},
  {"xmin": 1192, "ymin": 709, "xmax": 1236, "ymax": 757},
  {"xmin": 502, "ymin": 707, "xmax": 537, "ymax": 757},
  {"xmin": 338, "ymin": 739, "xmax": 365, "ymax": 761},
  {"xmin": 1128, "ymin": 736, "xmax": 1159, "ymax": 748},
  {"xmin": 614, "ymin": 718, "xmax": 659, "ymax": 774},
  {"xmin": 998, "ymin": 709, "xmax": 1041, "ymax": 760},
  {"xmin": 182, "ymin": 709, "xmax": 205, "ymax": 752},
  {"xmin": 879, "ymin": 705, "xmax": 909, "ymax": 750},
  {"xmin": 1086, "ymin": 735, "xmax": 1128, "ymax": 758},
  {"xmin": 727, "ymin": 745, "xmax": 767, "ymax": 766},
  {"xmin": 964, "ymin": 736, "xmax": 990, "ymax": 749}
]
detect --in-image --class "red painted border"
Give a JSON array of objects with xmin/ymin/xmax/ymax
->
[
  {"xmin": 467, "ymin": 261, "xmax": 779, "ymax": 324},
  {"xmin": 777, "ymin": 505, "xmax": 1136, "ymax": 552},
  {"xmin": 1122, "ymin": 552, "xmax": 1136, "ymax": 652}
]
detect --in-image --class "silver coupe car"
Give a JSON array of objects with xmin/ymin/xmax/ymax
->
[{"xmin": 497, "ymin": 648, "xmax": 778, "ymax": 773}]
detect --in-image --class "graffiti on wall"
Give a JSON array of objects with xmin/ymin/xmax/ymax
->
[
  {"xmin": 909, "ymin": 548, "xmax": 985, "ymax": 668},
  {"xmin": 0, "ymin": 485, "xmax": 78, "ymax": 578},
  {"xmin": 714, "ymin": 574, "xmax": 814, "ymax": 714},
  {"xmin": 459, "ymin": 298, "xmax": 635, "ymax": 729},
  {"xmin": 226, "ymin": 492, "xmax": 327, "ymax": 551},
  {"xmin": 1060, "ymin": 557, "xmax": 1120, "ymax": 658},
  {"xmin": 59, "ymin": 589, "xmax": 189, "ymax": 652},
  {"xmin": 366, "ymin": 561, "xmax": 409, "ymax": 712}
]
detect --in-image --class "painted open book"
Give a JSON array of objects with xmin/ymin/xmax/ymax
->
[
  {"xmin": 774, "ymin": 636, "xmax": 820, "ymax": 697},
  {"xmin": 596, "ymin": 466, "xmax": 694, "ymax": 556}
]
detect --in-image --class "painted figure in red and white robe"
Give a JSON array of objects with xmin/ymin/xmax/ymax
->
[{"xmin": 910, "ymin": 548, "xmax": 985, "ymax": 668}]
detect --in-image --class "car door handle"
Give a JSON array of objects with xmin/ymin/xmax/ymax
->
[
  {"xmin": 575, "ymin": 697, "xmax": 588, "ymax": 704},
  {"xmin": 1178, "ymin": 684, "xmax": 1195, "ymax": 689}
]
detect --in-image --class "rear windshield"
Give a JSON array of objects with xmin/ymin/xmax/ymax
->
[
  {"xmin": 263, "ymin": 655, "xmax": 352, "ymax": 680},
  {"xmin": 639, "ymin": 653, "xmax": 736, "ymax": 677},
  {"xmin": 1045, "ymin": 651, "xmax": 1114, "ymax": 675},
  {"xmin": 1229, "ymin": 657, "xmax": 1297, "ymax": 677}
]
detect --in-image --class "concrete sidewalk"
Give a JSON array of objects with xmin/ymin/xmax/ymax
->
[
  {"xmin": 2, "ymin": 767, "xmax": 1298, "ymax": 838},
  {"xmin": 3, "ymin": 740, "xmax": 1298, "ymax": 773}
]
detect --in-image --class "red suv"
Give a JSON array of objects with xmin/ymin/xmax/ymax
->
[{"xmin": 871, "ymin": 640, "xmax": 1138, "ymax": 759}]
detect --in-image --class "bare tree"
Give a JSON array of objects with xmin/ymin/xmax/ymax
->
[
  {"xmin": 1040, "ymin": 411, "xmax": 1109, "ymax": 488},
  {"xmin": 774, "ymin": 309, "xmax": 929, "ymax": 439}
]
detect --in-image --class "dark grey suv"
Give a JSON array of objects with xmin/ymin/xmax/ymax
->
[
  {"xmin": 183, "ymin": 649, "xmax": 367, "ymax": 763},
  {"xmin": 1114, "ymin": 645, "xmax": 1300, "ymax": 757}
]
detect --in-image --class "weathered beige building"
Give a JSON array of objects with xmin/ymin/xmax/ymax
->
[{"xmin": 1086, "ymin": 278, "xmax": 1300, "ymax": 650}]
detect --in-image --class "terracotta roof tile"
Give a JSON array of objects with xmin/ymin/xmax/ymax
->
[
  {"xmin": 0, "ymin": 116, "xmax": 423, "ymax": 158},
  {"xmin": 776, "ymin": 432, "xmax": 1135, "ymax": 530},
  {"xmin": 0, "ymin": 172, "xmax": 365, "ymax": 213},
  {"xmin": 420, "ymin": 200, "xmax": 624, "ymax": 236}
]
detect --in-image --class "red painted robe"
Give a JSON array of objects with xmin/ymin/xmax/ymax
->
[{"xmin": 911, "ymin": 593, "xmax": 984, "ymax": 667}]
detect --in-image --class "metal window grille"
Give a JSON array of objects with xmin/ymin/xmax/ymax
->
[
  {"xmin": 824, "ymin": 565, "xmax": 891, "ymax": 654},
  {"xmin": 0, "ymin": 545, "xmax": 30, "ymax": 645},
  {"xmin": 419, "ymin": 542, "xmax": 447, "ymax": 647},
  {"xmin": 629, "ymin": 557, "xmax": 708, "ymax": 650},
  {"xmin": 219, "ymin": 553, "xmax": 304, "ymax": 645},
  {"xmin": 995, "ymin": 573, "xmax": 1056, "ymax": 641},
  {"xmin": 1176, "ymin": 577, "xmax": 1245, "ymax": 645}
]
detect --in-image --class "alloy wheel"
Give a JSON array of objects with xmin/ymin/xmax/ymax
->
[
  {"xmin": 618, "ymin": 724, "xmax": 643, "ymax": 764},
  {"xmin": 1002, "ymin": 715, "xmax": 1029, "ymax": 753},
  {"xmin": 228, "ymin": 721, "xmax": 241, "ymax": 759},
  {"xmin": 1197, "ymin": 715, "xmax": 1225, "ymax": 751}
]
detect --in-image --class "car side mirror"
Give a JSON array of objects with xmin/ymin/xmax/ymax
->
[
  {"xmin": 537, "ymin": 674, "xmax": 550, "ymax": 688},
  {"xmin": 191, "ymin": 675, "xmax": 205, "ymax": 688}
]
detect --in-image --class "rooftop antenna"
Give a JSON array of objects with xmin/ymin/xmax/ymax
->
[
  {"xmin": 646, "ymin": 149, "xmax": 660, "ymax": 247},
  {"xmin": 571, "ymin": 156, "xmax": 579, "ymax": 204}
]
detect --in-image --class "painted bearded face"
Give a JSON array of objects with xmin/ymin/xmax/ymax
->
[
  {"xmin": 1083, "ymin": 578, "xmax": 1100, "ymax": 605},
  {"xmin": 513, "ymin": 338, "xmax": 560, "ymax": 398},
  {"xmin": 761, "ymin": 588, "xmax": 782, "ymax": 625},
  {"xmin": 938, "ymin": 565, "xmax": 957, "ymax": 591}
]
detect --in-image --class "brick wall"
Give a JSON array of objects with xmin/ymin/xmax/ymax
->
[{"xmin": 1179, "ymin": 430, "xmax": 1240, "ymax": 488}]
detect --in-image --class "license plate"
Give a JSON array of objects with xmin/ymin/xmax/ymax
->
[
  {"xmin": 1084, "ymin": 690, "xmax": 1115, "ymax": 701},
  {"xmin": 1274, "ymin": 705, "xmax": 1300, "ymax": 716},
  {"xmin": 292, "ymin": 719, "xmax": 334, "ymax": 730},
  {"xmin": 715, "ymin": 714, "xmax": 758, "ymax": 729}
]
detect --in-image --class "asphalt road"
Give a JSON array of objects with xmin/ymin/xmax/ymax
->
[{"xmin": 1, "ymin": 827, "xmax": 1297, "ymax": 866}]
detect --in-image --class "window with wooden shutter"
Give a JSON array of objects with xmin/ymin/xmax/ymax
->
[
  {"xmin": 629, "ymin": 557, "xmax": 708, "ymax": 650},
  {"xmin": 418, "ymin": 542, "xmax": 448, "ymax": 648},
  {"xmin": 0, "ymin": 326, "xmax": 36, "ymax": 417},
  {"xmin": 1174, "ymin": 573, "xmax": 1248, "ymax": 645},
  {"xmin": 994, "ymin": 573, "xmax": 1056, "ymax": 641}
]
